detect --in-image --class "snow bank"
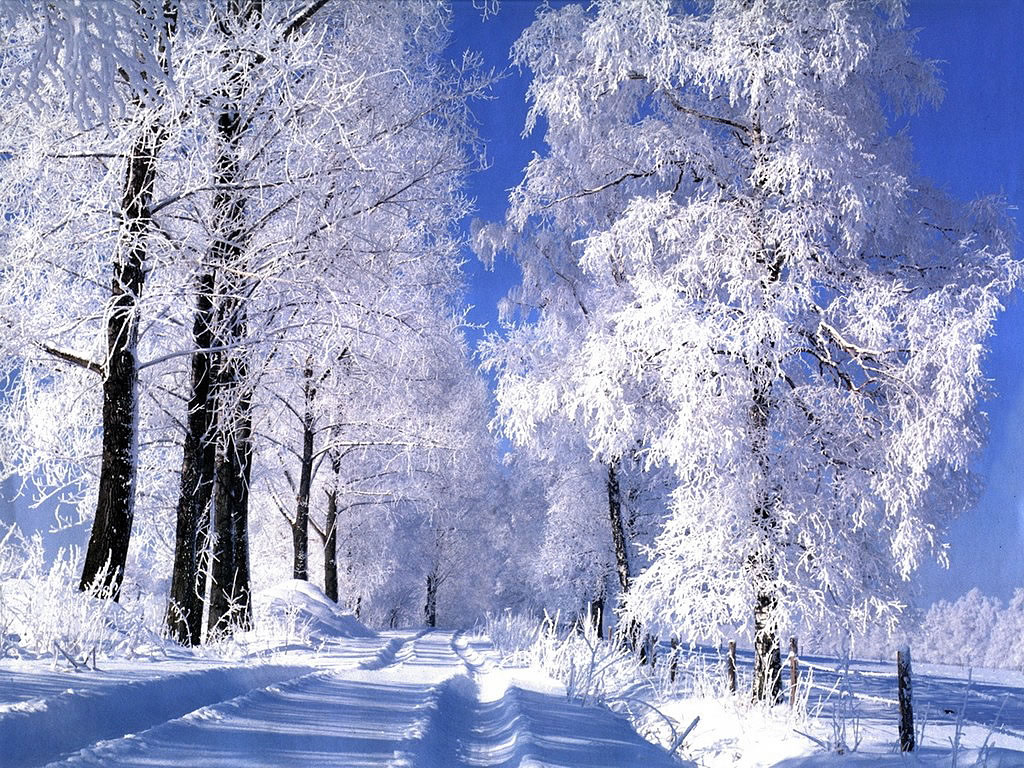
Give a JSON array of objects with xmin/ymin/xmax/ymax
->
[
  {"xmin": 0, "ymin": 662, "xmax": 313, "ymax": 767},
  {"xmin": 254, "ymin": 579, "xmax": 375, "ymax": 641}
]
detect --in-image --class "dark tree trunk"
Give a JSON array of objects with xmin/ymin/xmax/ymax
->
[
  {"xmin": 752, "ymin": 593, "xmax": 781, "ymax": 703},
  {"xmin": 206, "ymin": 267, "xmax": 253, "ymax": 635},
  {"xmin": 788, "ymin": 636, "xmax": 799, "ymax": 707},
  {"xmin": 727, "ymin": 640, "xmax": 737, "ymax": 693},
  {"xmin": 207, "ymin": 385, "xmax": 254, "ymax": 634},
  {"xmin": 590, "ymin": 589, "xmax": 604, "ymax": 635},
  {"xmin": 323, "ymin": 448, "xmax": 341, "ymax": 602},
  {"xmin": 898, "ymin": 645, "xmax": 915, "ymax": 751},
  {"xmin": 292, "ymin": 359, "xmax": 315, "ymax": 580},
  {"xmin": 166, "ymin": 271, "xmax": 218, "ymax": 645},
  {"xmin": 606, "ymin": 460, "xmax": 630, "ymax": 595},
  {"xmin": 80, "ymin": 120, "xmax": 164, "ymax": 599},
  {"xmin": 424, "ymin": 569, "xmax": 438, "ymax": 628},
  {"xmin": 607, "ymin": 460, "xmax": 645, "ymax": 655},
  {"xmin": 204, "ymin": 25, "xmax": 254, "ymax": 635},
  {"xmin": 750, "ymin": 379, "xmax": 782, "ymax": 703},
  {"xmin": 747, "ymin": 116, "xmax": 787, "ymax": 704}
]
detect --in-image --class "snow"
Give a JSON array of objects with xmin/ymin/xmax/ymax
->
[
  {"xmin": 3, "ymin": 592, "xmax": 1024, "ymax": 767},
  {"xmin": 1, "ymin": 629, "xmax": 684, "ymax": 767},
  {"xmin": 0, "ymin": 660, "xmax": 315, "ymax": 768},
  {"xmin": 253, "ymin": 579, "xmax": 376, "ymax": 642},
  {"xmin": 641, "ymin": 647, "xmax": 1024, "ymax": 768}
]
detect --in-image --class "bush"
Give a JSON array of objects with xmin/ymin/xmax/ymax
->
[{"xmin": 0, "ymin": 523, "xmax": 158, "ymax": 661}]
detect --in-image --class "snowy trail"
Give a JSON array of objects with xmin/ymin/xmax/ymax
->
[{"xmin": 22, "ymin": 631, "xmax": 678, "ymax": 768}]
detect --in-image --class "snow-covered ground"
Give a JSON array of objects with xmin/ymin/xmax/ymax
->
[
  {"xmin": 0, "ymin": 584, "xmax": 680, "ymax": 767},
  {"xmin": 646, "ymin": 645, "xmax": 1024, "ymax": 768},
  {"xmin": 3, "ymin": 584, "xmax": 1023, "ymax": 767}
]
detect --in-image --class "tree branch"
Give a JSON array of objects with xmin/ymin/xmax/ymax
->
[
  {"xmin": 282, "ymin": 0, "xmax": 331, "ymax": 40},
  {"xmin": 41, "ymin": 345, "xmax": 103, "ymax": 375}
]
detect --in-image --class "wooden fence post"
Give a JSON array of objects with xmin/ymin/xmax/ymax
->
[
  {"xmin": 897, "ymin": 645, "xmax": 915, "ymax": 752},
  {"xmin": 727, "ymin": 640, "xmax": 737, "ymax": 693},
  {"xmin": 788, "ymin": 636, "xmax": 799, "ymax": 707},
  {"xmin": 670, "ymin": 636, "xmax": 679, "ymax": 683}
]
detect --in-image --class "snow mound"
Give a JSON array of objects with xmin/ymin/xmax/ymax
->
[{"xmin": 255, "ymin": 580, "xmax": 375, "ymax": 641}]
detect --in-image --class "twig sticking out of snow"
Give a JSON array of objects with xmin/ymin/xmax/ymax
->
[{"xmin": 53, "ymin": 640, "xmax": 84, "ymax": 671}]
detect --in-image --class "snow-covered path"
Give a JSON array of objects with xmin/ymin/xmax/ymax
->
[{"xmin": 10, "ymin": 631, "xmax": 678, "ymax": 768}]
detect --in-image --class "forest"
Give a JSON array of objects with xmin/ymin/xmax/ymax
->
[{"xmin": 0, "ymin": 2, "xmax": 1021, "ymax": 767}]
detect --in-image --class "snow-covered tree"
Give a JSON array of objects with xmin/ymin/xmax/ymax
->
[
  {"xmin": 917, "ymin": 587, "xmax": 1001, "ymax": 668},
  {"xmin": 1, "ymin": 0, "xmax": 181, "ymax": 601},
  {"xmin": 485, "ymin": 0, "xmax": 1018, "ymax": 700},
  {"xmin": 0, "ymin": 0, "xmax": 494, "ymax": 644}
]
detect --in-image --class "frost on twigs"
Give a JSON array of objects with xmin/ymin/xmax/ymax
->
[
  {"xmin": 0, "ymin": 524, "xmax": 155, "ymax": 661},
  {"xmin": 486, "ymin": 0, "xmax": 1020, "ymax": 657},
  {"xmin": 2, "ymin": 0, "xmax": 175, "ymax": 126}
]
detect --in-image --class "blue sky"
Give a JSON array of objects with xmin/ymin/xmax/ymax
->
[{"xmin": 448, "ymin": 0, "xmax": 1024, "ymax": 604}]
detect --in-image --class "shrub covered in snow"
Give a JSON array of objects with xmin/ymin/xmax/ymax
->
[{"xmin": 0, "ymin": 523, "xmax": 158, "ymax": 660}]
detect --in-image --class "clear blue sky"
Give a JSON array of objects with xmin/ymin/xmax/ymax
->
[{"xmin": 448, "ymin": 0, "xmax": 1024, "ymax": 605}]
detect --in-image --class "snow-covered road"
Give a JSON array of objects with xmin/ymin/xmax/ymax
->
[{"xmin": 5, "ymin": 631, "xmax": 679, "ymax": 768}]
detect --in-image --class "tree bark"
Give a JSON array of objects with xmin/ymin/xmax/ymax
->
[
  {"xmin": 608, "ymin": 460, "xmax": 646, "ymax": 656},
  {"xmin": 79, "ymin": 118, "xmax": 164, "ymax": 599},
  {"xmin": 292, "ymin": 359, "xmax": 315, "ymax": 580},
  {"xmin": 323, "ymin": 447, "xmax": 341, "ymax": 602},
  {"xmin": 898, "ymin": 645, "xmax": 915, "ymax": 751},
  {"xmin": 590, "ymin": 588, "xmax": 604, "ymax": 635},
  {"xmin": 606, "ymin": 460, "xmax": 630, "ymax": 596},
  {"xmin": 727, "ymin": 640, "xmax": 737, "ymax": 693},
  {"xmin": 788, "ymin": 636, "xmax": 799, "ymax": 707},
  {"xmin": 165, "ymin": 272, "xmax": 218, "ymax": 644},
  {"xmin": 424, "ymin": 569, "xmax": 438, "ymax": 628},
  {"xmin": 750, "ymin": 377, "xmax": 782, "ymax": 704},
  {"xmin": 207, "ymin": 382, "xmax": 254, "ymax": 634},
  {"xmin": 204, "ymin": 22, "xmax": 255, "ymax": 635},
  {"xmin": 747, "ymin": 112, "xmax": 786, "ymax": 704}
]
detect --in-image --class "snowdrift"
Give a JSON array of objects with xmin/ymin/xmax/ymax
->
[
  {"xmin": 0, "ymin": 662, "xmax": 314, "ymax": 768},
  {"xmin": 254, "ymin": 579, "xmax": 375, "ymax": 641}
]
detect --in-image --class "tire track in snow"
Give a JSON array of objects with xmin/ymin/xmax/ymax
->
[
  {"xmin": 391, "ymin": 669, "xmax": 680, "ymax": 767},
  {"xmin": 391, "ymin": 631, "xmax": 679, "ymax": 767},
  {"xmin": 46, "ymin": 667, "xmax": 438, "ymax": 768},
  {"xmin": 0, "ymin": 663, "xmax": 314, "ymax": 768},
  {"xmin": 360, "ymin": 630, "xmax": 428, "ymax": 671},
  {"xmin": 451, "ymin": 629, "xmax": 497, "ymax": 675},
  {"xmin": 25, "ymin": 631, "xmax": 680, "ymax": 767}
]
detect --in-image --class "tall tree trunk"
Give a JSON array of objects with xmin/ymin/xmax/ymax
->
[
  {"xmin": 204, "ymin": 24, "xmax": 254, "ymax": 635},
  {"xmin": 750, "ymin": 377, "xmax": 782, "ymax": 704},
  {"xmin": 206, "ymin": 290, "xmax": 253, "ymax": 634},
  {"xmin": 208, "ymin": 388, "xmax": 254, "ymax": 634},
  {"xmin": 607, "ymin": 459, "xmax": 645, "ymax": 654},
  {"xmin": 747, "ymin": 112, "xmax": 786, "ymax": 704},
  {"xmin": 606, "ymin": 460, "xmax": 630, "ymax": 595},
  {"xmin": 323, "ymin": 447, "xmax": 341, "ymax": 602},
  {"xmin": 79, "ymin": 1, "xmax": 177, "ymax": 601},
  {"xmin": 590, "ymin": 584, "xmax": 604, "ymax": 635},
  {"xmin": 292, "ymin": 359, "xmax": 315, "ymax": 580},
  {"xmin": 424, "ymin": 568, "xmax": 438, "ymax": 628},
  {"xmin": 80, "ymin": 119, "xmax": 164, "ymax": 598},
  {"xmin": 752, "ymin": 590, "xmax": 781, "ymax": 703},
  {"xmin": 165, "ymin": 273, "xmax": 218, "ymax": 644}
]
